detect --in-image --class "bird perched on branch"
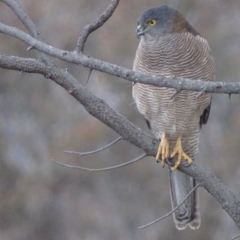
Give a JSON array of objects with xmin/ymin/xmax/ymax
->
[{"xmin": 132, "ymin": 5, "xmax": 215, "ymax": 230}]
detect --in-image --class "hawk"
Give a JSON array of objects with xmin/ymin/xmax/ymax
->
[{"xmin": 132, "ymin": 5, "xmax": 214, "ymax": 230}]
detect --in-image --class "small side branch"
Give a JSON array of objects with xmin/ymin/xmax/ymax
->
[
  {"xmin": 138, "ymin": 183, "xmax": 201, "ymax": 229},
  {"xmin": 64, "ymin": 136, "xmax": 122, "ymax": 156},
  {"xmin": 52, "ymin": 153, "xmax": 146, "ymax": 172},
  {"xmin": 85, "ymin": 68, "xmax": 93, "ymax": 85},
  {"xmin": 231, "ymin": 235, "xmax": 240, "ymax": 240},
  {"xmin": 76, "ymin": 0, "xmax": 119, "ymax": 53},
  {"xmin": 170, "ymin": 89, "xmax": 182, "ymax": 99}
]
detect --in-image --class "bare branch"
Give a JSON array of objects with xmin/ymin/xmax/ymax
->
[
  {"xmin": 0, "ymin": 54, "xmax": 45, "ymax": 73},
  {"xmin": 76, "ymin": 0, "xmax": 119, "ymax": 53},
  {"xmin": 52, "ymin": 153, "xmax": 146, "ymax": 172},
  {"xmin": 231, "ymin": 235, "xmax": 240, "ymax": 240},
  {"xmin": 1, "ymin": 21, "xmax": 240, "ymax": 94},
  {"xmin": 64, "ymin": 136, "xmax": 122, "ymax": 156},
  {"xmin": 138, "ymin": 183, "xmax": 201, "ymax": 229},
  {"xmin": 0, "ymin": 53, "xmax": 155, "ymax": 153},
  {"xmin": 196, "ymin": 90, "xmax": 205, "ymax": 98},
  {"xmin": 26, "ymin": 46, "xmax": 33, "ymax": 51},
  {"xmin": 1, "ymin": 0, "xmax": 40, "ymax": 38},
  {"xmin": 170, "ymin": 89, "xmax": 182, "ymax": 99},
  {"xmin": 1, "ymin": 52, "xmax": 240, "ymax": 229},
  {"xmin": 0, "ymin": 0, "xmax": 52, "ymax": 64},
  {"xmin": 85, "ymin": 68, "xmax": 93, "ymax": 86}
]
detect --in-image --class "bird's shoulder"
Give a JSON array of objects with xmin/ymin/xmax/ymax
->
[
  {"xmin": 159, "ymin": 32, "xmax": 211, "ymax": 54},
  {"xmin": 134, "ymin": 32, "xmax": 214, "ymax": 80}
]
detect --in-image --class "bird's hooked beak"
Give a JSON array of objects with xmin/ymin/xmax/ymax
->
[{"xmin": 136, "ymin": 24, "xmax": 145, "ymax": 38}]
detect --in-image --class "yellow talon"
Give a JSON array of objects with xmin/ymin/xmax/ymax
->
[
  {"xmin": 156, "ymin": 133, "xmax": 169, "ymax": 167},
  {"xmin": 170, "ymin": 136, "xmax": 192, "ymax": 171}
]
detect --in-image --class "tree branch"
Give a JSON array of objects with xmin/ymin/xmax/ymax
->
[
  {"xmin": 64, "ymin": 137, "xmax": 122, "ymax": 156},
  {"xmin": 0, "ymin": 53, "xmax": 239, "ymax": 229},
  {"xmin": 1, "ymin": 0, "xmax": 40, "ymax": 38},
  {"xmin": 76, "ymin": 0, "xmax": 119, "ymax": 53},
  {"xmin": 52, "ymin": 153, "xmax": 146, "ymax": 172},
  {"xmin": 1, "ymin": 0, "xmax": 53, "ymax": 64},
  {"xmin": 0, "ymin": 21, "xmax": 240, "ymax": 94}
]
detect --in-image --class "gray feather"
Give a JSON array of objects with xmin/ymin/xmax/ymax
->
[{"xmin": 169, "ymin": 165, "xmax": 200, "ymax": 230}]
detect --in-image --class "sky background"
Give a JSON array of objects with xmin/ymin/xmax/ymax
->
[{"xmin": 0, "ymin": 0, "xmax": 240, "ymax": 239}]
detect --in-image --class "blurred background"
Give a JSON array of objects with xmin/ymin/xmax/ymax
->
[{"xmin": 0, "ymin": 0, "xmax": 239, "ymax": 239}]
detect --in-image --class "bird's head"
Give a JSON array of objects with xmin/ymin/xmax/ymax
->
[{"xmin": 136, "ymin": 5, "xmax": 198, "ymax": 39}]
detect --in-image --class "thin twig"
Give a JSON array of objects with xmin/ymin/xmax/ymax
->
[
  {"xmin": 196, "ymin": 91, "xmax": 204, "ymax": 98},
  {"xmin": 231, "ymin": 235, "xmax": 240, "ymax": 240},
  {"xmin": 26, "ymin": 46, "xmax": 33, "ymax": 51},
  {"xmin": 52, "ymin": 153, "xmax": 146, "ymax": 172},
  {"xmin": 138, "ymin": 183, "xmax": 201, "ymax": 229},
  {"xmin": 170, "ymin": 89, "xmax": 182, "ymax": 99},
  {"xmin": 64, "ymin": 137, "xmax": 122, "ymax": 156},
  {"xmin": 86, "ymin": 68, "xmax": 93, "ymax": 85},
  {"xmin": 76, "ymin": 0, "xmax": 119, "ymax": 53}
]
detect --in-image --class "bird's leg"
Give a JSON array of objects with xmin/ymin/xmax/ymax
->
[
  {"xmin": 156, "ymin": 133, "xmax": 169, "ymax": 167},
  {"xmin": 170, "ymin": 136, "xmax": 192, "ymax": 171}
]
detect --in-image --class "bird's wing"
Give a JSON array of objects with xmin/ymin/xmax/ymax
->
[{"xmin": 199, "ymin": 99, "xmax": 212, "ymax": 128}]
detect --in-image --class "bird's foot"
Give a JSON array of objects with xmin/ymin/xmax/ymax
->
[
  {"xmin": 156, "ymin": 134, "xmax": 169, "ymax": 167},
  {"xmin": 170, "ymin": 136, "xmax": 192, "ymax": 171}
]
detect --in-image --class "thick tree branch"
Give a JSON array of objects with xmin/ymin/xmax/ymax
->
[
  {"xmin": 0, "ymin": 53, "xmax": 155, "ymax": 151},
  {"xmin": 0, "ymin": 21, "xmax": 240, "ymax": 94},
  {"xmin": 0, "ymin": 53, "xmax": 240, "ymax": 229}
]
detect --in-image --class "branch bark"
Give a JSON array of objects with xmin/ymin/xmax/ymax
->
[
  {"xmin": 0, "ymin": 0, "xmax": 240, "ymax": 230},
  {"xmin": 1, "ymin": 20, "xmax": 240, "ymax": 94}
]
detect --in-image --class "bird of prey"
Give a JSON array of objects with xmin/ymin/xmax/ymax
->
[{"xmin": 132, "ymin": 5, "xmax": 215, "ymax": 230}]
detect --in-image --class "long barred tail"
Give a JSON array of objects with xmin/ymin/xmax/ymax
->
[{"xmin": 168, "ymin": 164, "xmax": 201, "ymax": 230}]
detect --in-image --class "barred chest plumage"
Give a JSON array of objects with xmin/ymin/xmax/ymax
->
[{"xmin": 132, "ymin": 32, "xmax": 214, "ymax": 155}]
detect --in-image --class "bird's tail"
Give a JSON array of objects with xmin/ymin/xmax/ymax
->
[{"xmin": 169, "ymin": 165, "xmax": 200, "ymax": 230}]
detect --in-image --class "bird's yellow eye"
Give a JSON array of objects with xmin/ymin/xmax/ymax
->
[{"xmin": 147, "ymin": 19, "xmax": 157, "ymax": 26}]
